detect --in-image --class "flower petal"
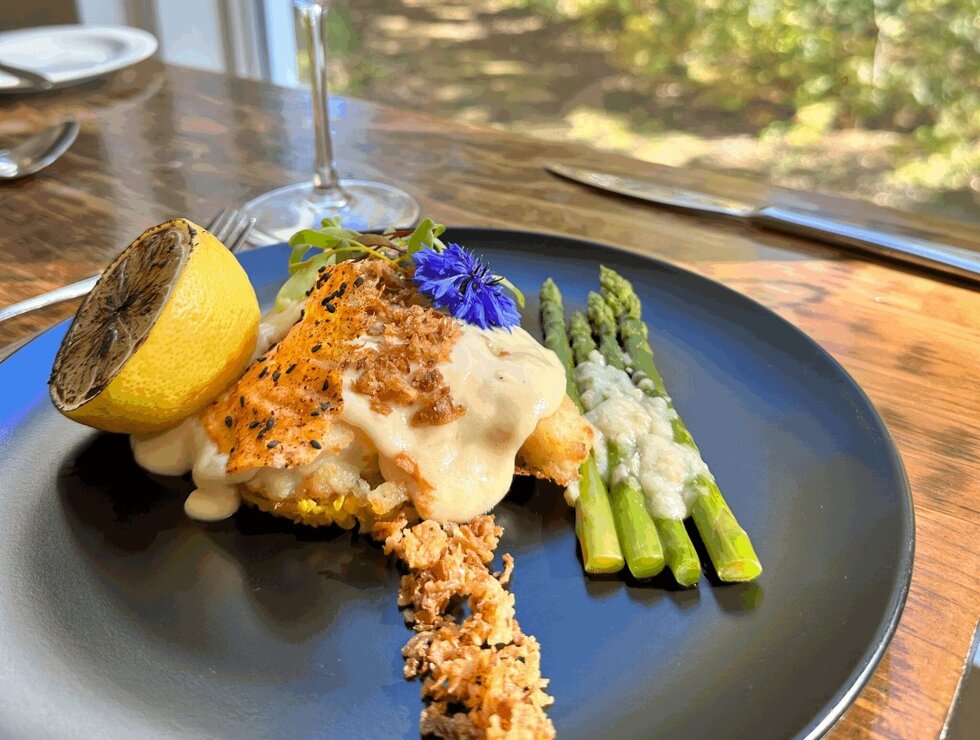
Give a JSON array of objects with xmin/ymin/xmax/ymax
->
[{"xmin": 411, "ymin": 244, "xmax": 521, "ymax": 330}]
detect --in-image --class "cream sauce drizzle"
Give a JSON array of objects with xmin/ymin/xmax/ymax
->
[
  {"xmin": 574, "ymin": 350, "xmax": 711, "ymax": 521},
  {"xmin": 132, "ymin": 313, "xmax": 565, "ymax": 524},
  {"xmin": 343, "ymin": 324, "xmax": 565, "ymax": 522}
]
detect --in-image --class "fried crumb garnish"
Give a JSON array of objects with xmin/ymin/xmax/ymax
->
[
  {"xmin": 350, "ymin": 301, "xmax": 464, "ymax": 425},
  {"xmin": 373, "ymin": 514, "xmax": 556, "ymax": 740},
  {"xmin": 201, "ymin": 261, "xmax": 465, "ymax": 471}
]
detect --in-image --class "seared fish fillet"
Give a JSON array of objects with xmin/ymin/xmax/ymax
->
[
  {"xmin": 200, "ymin": 259, "xmax": 592, "ymax": 529},
  {"xmin": 516, "ymin": 395, "xmax": 592, "ymax": 487}
]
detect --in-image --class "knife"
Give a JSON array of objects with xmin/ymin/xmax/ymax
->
[{"xmin": 546, "ymin": 162, "xmax": 980, "ymax": 284}]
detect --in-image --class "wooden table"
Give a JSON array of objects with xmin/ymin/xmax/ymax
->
[{"xmin": 1, "ymin": 62, "xmax": 978, "ymax": 738}]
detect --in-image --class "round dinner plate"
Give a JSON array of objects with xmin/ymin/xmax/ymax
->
[
  {"xmin": 0, "ymin": 25, "xmax": 157, "ymax": 92},
  {"xmin": 0, "ymin": 228, "xmax": 913, "ymax": 738}
]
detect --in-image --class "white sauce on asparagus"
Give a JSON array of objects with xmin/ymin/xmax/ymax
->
[
  {"xmin": 563, "ymin": 478, "xmax": 580, "ymax": 506},
  {"xmin": 132, "ymin": 308, "xmax": 565, "ymax": 523},
  {"xmin": 574, "ymin": 350, "xmax": 711, "ymax": 521}
]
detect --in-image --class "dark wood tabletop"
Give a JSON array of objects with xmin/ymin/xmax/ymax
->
[{"xmin": 1, "ymin": 61, "xmax": 978, "ymax": 738}]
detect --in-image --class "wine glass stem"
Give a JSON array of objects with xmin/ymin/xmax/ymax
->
[{"xmin": 298, "ymin": 1, "xmax": 348, "ymax": 206}]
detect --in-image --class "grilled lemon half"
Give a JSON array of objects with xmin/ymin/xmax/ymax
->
[{"xmin": 49, "ymin": 218, "xmax": 260, "ymax": 434}]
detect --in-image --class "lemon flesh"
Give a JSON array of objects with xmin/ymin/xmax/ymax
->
[{"xmin": 49, "ymin": 218, "xmax": 260, "ymax": 434}]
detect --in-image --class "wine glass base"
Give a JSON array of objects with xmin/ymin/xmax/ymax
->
[{"xmin": 243, "ymin": 179, "xmax": 421, "ymax": 244}]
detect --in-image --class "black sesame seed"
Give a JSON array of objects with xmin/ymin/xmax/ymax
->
[
  {"xmin": 338, "ymin": 281, "xmax": 347, "ymax": 294},
  {"xmin": 286, "ymin": 363, "xmax": 297, "ymax": 374},
  {"xmin": 300, "ymin": 309, "xmax": 305, "ymax": 320},
  {"xmin": 325, "ymin": 303, "xmax": 336, "ymax": 313},
  {"xmin": 321, "ymin": 379, "xmax": 330, "ymax": 391},
  {"xmin": 264, "ymin": 417, "xmax": 276, "ymax": 431},
  {"xmin": 318, "ymin": 265, "xmax": 326, "ymax": 273},
  {"xmin": 257, "ymin": 356, "xmax": 267, "ymax": 362},
  {"xmin": 224, "ymin": 416, "xmax": 233, "ymax": 427},
  {"xmin": 248, "ymin": 420, "xmax": 260, "ymax": 429},
  {"xmin": 258, "ymin": 366, "xmax": 268, "ymax": 379},
  {"xmin": 320, "ymin": 296, "xmax": 331, "ymax": 306},
  {"xmin": 320, "ymin": 402, "xmax": 330, "ymax": 410},
  {"xmin": 239, "ymin": 395, "xmax": 245, "ymax": 407},
  {"xmin": 266, "ymin": 440, "xmax": 279, "ymax": 449},
  {"xmin": 229, "ymin": 446, "xmax": 236, "ymax": 454},
  {"xmin": 310, "ymin": 410, "xmax": 320, "ymax": 417},
  {"xmin": 311, "ymin": 343, "xmax": 322, "ymax": 353},
  {"xmin": 354, "ymin": 276, "xmax": 365, "ymax": 287},
  {"xmin": 310, "ymin": 440, "xmax": 322, "ymax": 449},
  {"xmin": 272, "ymin": 369, "xmax": 281, "ymax": 382}
]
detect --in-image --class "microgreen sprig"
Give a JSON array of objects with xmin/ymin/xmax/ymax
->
[{"xmin": 275, "ymin": 216, "xmax": 524, "ymax": 314}]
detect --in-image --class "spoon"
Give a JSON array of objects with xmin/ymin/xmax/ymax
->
[
  {"xmin": 0, "ymin": 60, "xmax": 53, "ymax": 91},
  {"xmin": 0, "ymin": 120, "xmax": 79, "ymax": 180}
]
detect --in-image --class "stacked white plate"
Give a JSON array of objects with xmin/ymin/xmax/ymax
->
[{"xmin": 0, "ymin": 25, "xmax": 157, "ymax": 92}]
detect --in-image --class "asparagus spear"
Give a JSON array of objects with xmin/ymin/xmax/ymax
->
[
  {"xmin": 571, "ymin": 309, "xmax": 665, "ymax": 579},
  {"xmin": 586, "ymin": 294, "xmax": 701, "ymax": 586},
  {"xmin": 586, "ymin": 292, "xmax": 630, "ymax": 370},
  {"xmin": 539, "ymin": 279, "xmax": 623, "ymax": 574},
  {"xmin": 599, "ymin": 267, "xmax": 762, "ymax": 582}
]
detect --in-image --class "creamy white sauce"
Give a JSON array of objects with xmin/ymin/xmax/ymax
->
[
  {"xmin": 574, "ymin": 350, "xmax": 711, "ymax": 521},
  {"xmin": 133, "ymin": 305, "xmax": 306, "ymax": 522},
  {"xmin": 132, "ymin": 309, "xmax": 565, "ymax": 524},
  {"xmin": 184, "ymin": 485, "xmax": 241, "ymax": 522},
  {"xmin": 252, "ymin": 300, "xmax": 303, "ymax": 362},
  {"xmin": 342, "ymin": 323, "xmax": 565, "ymax": 522},
  {"xmin": 564, "ymin": 478, "xmax": 580, "ymax": 506}
]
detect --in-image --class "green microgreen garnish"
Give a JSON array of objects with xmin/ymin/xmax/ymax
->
[{"xmin": 276, "ymin": 216, "xmax": 523, "ymax": 312}]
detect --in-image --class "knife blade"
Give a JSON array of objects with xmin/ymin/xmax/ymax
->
[{"xmin": 546, "ymin": 162, "xmax": 980, "ymax": 284}]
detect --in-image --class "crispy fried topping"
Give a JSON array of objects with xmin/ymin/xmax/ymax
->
[
  {"xmin": 350, "ymin": 302, "xmax": 464, "ymax": 425},
  {"xmin": 373, "ymin": 515, "xmax": 555, "ymax": 740},
  {"xmin": 201, "ymin": 261, "xmax": 465, "ymax": 472}
]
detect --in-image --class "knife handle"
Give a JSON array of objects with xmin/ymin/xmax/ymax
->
[{"xmin": 750, "ymin": 205, "xmax": 980, "ymax": 284}]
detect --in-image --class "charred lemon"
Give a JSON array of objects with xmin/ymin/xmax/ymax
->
[{"xmin": 49, "ymin": 218, "xmax": 260, "ymax": 434}]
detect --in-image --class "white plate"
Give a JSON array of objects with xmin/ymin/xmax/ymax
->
[{"xmin": 0, "ymin": 25, "xmax": 157, "ymax": 92}]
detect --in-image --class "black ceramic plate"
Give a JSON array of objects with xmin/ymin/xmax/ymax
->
[{"xmin": 0, "ymin": 229, "xmax": 913, "ymax": 739}]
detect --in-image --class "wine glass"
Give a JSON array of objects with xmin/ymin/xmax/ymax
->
[{"xmin": 244, "ymin": 0, "xmax": 420, "ymax": 243}]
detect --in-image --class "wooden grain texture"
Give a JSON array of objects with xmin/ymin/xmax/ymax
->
[{"xmin": 1, "ymin": 62, "xmax": 978, "ymax": 738}]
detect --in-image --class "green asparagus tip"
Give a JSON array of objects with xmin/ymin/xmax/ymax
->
[
  {"xmin": 586, "ymin": 290, "xmax": 611, "ymax": 322},
  {"xmin": 597, "ymin": 266, "xmax": 626, "ymax": 315},
  {"xmin": 587, "ymin": 291, "xmax": 629, "ymax": 370},
  {"xmin": 539, "ymin": 278, "xmax": 560, "ymax": 304},
  {"xmin": 570, "ymin": 310, "xmax": 591, "ymax": 334},
  {"xmin": 598, "ymin": 265, "xmax": 642, "ymax": 321}
]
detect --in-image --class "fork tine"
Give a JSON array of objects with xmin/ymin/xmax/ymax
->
[
  {"xmin": 210, "ymin": 209, "xmax": 238, "ymax": 243},
  {"xmin": 205, "ymin": 207, "xmax": 232, "ymax": 234},
  {"xmin": 227, "ymin": 216, "xmax": 256, "ymax": 254},
  {"xmin": 202, "ymin": 208, "xmax": 254, "ymax": 251}
]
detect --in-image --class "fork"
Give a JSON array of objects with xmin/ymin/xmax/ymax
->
[{"xmin": 0, "ymin": 209, "xmax": 255, "ymax": 326}]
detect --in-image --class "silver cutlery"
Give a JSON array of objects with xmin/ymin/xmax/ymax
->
[
  {"xmin": 0, "ymin": 121, "xmax": 80, "ymax": 180},
  {"xmin": 0, "ymin": 208, "xmax": 255, "ymax": 326},
  {"xmin": 0, "ymin": 60, "xmax": 53, "ymax": 91},
  {"xmin": 546, "ymin": 162, "xmax": 980, "ymax": 284}
]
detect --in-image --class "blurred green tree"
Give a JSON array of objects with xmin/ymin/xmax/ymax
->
[{"xmin": 524, "ymin": 0, "xmax": 978, "ymax": 194}]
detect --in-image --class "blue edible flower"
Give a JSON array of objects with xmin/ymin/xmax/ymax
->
[{"xmin": 411, "ymin": 243, "xmax": 521, "ymax": 330}]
